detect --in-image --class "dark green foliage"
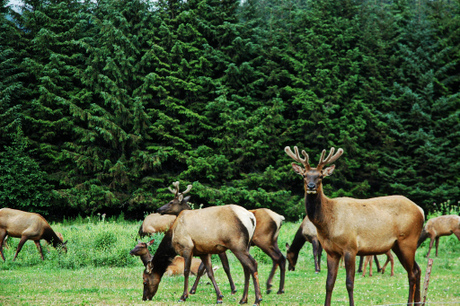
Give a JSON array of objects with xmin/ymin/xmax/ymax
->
[
  {"xmin": 0, "ymin": 128, "xmax": 53, "ymax": 216},
  {"xmin": 0, "ymin": 0, "xmax": 458, "ymax": 220}
]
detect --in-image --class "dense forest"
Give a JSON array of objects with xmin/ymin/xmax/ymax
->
[{"xmin": 1, "ymin": 0, "xmax": 459, "ymax": 221}]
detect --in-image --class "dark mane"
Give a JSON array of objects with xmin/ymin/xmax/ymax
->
[{"xmin": 152, "ymin": 230, "xmax": 177, "ymax": 275}]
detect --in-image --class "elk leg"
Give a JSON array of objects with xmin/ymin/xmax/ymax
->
[
  {"xmin": 257, "ymin": 244, "xmax": 285, "ymax": 294},
  {"xmin": 435, "ymin": 237, "xmax": 440, "ymax": 257},
  {"xmin": 312, "ymin": 238, "xmax": 322, "ymax": 273},
  {"xmin": 362, "ymin": 256, "xmax": 370, "ymax": 277},
  {"xmin": 369, "ymin": 256, "xmax": 373, "ymax": 277},
  {"xmin": 0, "ymin": 231, "xmax": 6, "ymax": 261},
  {"xmin": 325, "ymin": 253, "xmax": 340, "ymax": 306},
  {"xmin": 233, "ymin": 250, "xmax": 261, "ymax": 305},
  {"xmin": 392, "ymin": 243, "xmax": 421, "ymax": 304},
  {"xmin": 189, "ymin": 262, "xmax": 206, "ymax": 294},
  {"xmin": 381, "ymin": 252, "xmax": 395, "ymax": 276},
  {"xmin": 344, "ymin": 252, "xmax": 357, "ymax": 305},
  {"xmin": 357, "ymin": 256, "xmax": 364, "ymax": 273},
  {"xmin": 218, "ymin": 252, "xmax": 237, "ymax": 294},
  {"xmin": 374, "ymin": 255, "xmax": 381, "ymax": 272},
  {"xmin": 179, "ymin": 253, "xmax": 193, "ymax": 302},
  {"xmin": 34, "ymin": 240, "xmax": 44, "ymax": 260},
  {"xmin": 199, "ymin": 254, "xmax": 223, "ymax": 303},
  {"xmin": 13, "ymin": 236, "xmax": 29, "ymax": 261}
]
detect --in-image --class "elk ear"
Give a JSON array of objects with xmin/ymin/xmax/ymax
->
[
  {"xmin": 291, "ymin": 163, "xmax": 305, "ymax": 176},
  {"xmin": 285, "ymin": 243, "xmax": 290, "ymax": 250},
  {"xmin": 183, "ymin": 195, "xmax": 191, "ymax": 203},
  {"xmin": 322, "ymin": 165, "xmax": 336, "ymax": 177},
  {"xmin": 147, "ymin": 239, "xmax": 155, "ymax": 246}
]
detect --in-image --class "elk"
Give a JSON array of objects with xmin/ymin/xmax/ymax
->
[
  {"xmin": 142, "ymin": 204, "xmax": 262, "ymax": 305},
  {"xmin": 285, "ymin": 146, "xmax": 424, "ymax": 306},
  {"xmin": 129, "ymin": 239, "xmax": 204, "ymax": 276},
  {"xmin": 0, "ymin": 208, "xmax": 68, "ymax": 261},
  {"xmin": 157, "ymin": 181, "xmax": 286, "ymax": 295},
  {"xmin": 417, "ymin": 215, "xmax": 460, "ymax": 257},
  {"xmin": 157, "ymin": 181, "xmax": 237, "ymax": 294},
  {"xmin": 286, "ymin": 215, "xmax": 323, "ymax": 273},
  {"xmin": 361, "ymin": 251, "xmax": 394, "ymax": 277},
  {"xmin": 138, "ymin": 213, "xmax": 176, "ymax": 237}
]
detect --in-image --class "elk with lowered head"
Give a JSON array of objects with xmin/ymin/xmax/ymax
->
[
  {"xmin": 417, "ymin": 215, "xmax": 460, "ymax": 257},
  {"xmin": 158, "ymin": 181, "xmax": 286, "ymax": 295},
  {"xmin": 285, "ymin": 146, "xmax": 424, "ymax": 306},
  {"xmin": 286, "ymin": 215, "xmax": 323, "ymax": 273},
  {"xmin": 0, "ymin": 208, "xmax": 68, "ymax": 261},
  {"xmin": 157, "ymin": 181, "xmax": 237, "ymax": 294},
  {"xmin": 143, "ymin": 204, "xmax": 262, "ymax": 305},
  {"xmin": 129, "ymin": 239, "xmax": 204, "ymax": 276}
]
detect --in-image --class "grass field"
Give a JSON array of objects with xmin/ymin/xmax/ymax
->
[{"xmin": 1, "ymin": 216, "xmax": 459, "ymax": 305}]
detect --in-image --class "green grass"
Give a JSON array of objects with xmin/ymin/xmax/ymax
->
[{"xmin": 1, "ymin": 218, "xmax": 459, "ymax": 305}]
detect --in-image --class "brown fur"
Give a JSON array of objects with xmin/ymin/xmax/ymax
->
[
  {"xmin": 129, "ymin": 240, "xmax": 203, "ymax": 276},
  {"xmin": 285, "ymin": 146, "xmax": 424, "ymax": 306},
  {"xmin": 138, "ymin": 213, "xmax": 176, "ymax": 237},
  {"xmin": 157, "ymin": 183, "xmax": 285, "ymax": 295},
  {"xmin": 418, "ymin": 215, "xmax": 460, "ymax": 257},
  {"xmin": 0, "ymin": 208, "xmax": 67, "ymax": 261},
  {"xmin": 143, "ymin": 205, "xmax": 262, "ymax": 305},
  {"xmin": 286, "ymin": 215, "xmax": 323, "ymax": 273}
]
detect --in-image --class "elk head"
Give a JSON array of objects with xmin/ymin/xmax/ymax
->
[
  {"xmin": 285, "ymin": 146, "xmax": 343, "ymax": 195},
  {"xmin": 130, "ymin": 239, "xmax": 154, "ymax": 257},
  {"xmin": 142, "ymin": 259, "xmax": 162, "ymax": 300},
  {"xmin": 157, "ymin": 181, "xmax": 192, "ymax": 215}
]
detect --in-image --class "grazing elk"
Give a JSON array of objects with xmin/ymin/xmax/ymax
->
[
  {"xmin": 138, "ymin": 213, "xmax": 176, "ymax": 237},
  {"xmin": 157, "ymin": 181, "xmax": 237, "ymax": 294},
  {"xmin": 142, "ymin": 205, "xmax": 262, "ymax": 305},
  {"xmin": 130, "ymin": 239, "xmax": 204, "ymax": 276},
  {"xmin": 286, "ymin": 215, "xmax": 323, "ymax": 273},
  {"xmin": 361, "ymin": 251, "xmax": 394, "ymax": 277},
  {"xmin": 158, "ymin": 181, "xmax": 286, "ymax": 295},
  {"xmin": 0, "ymin": 208, "xmax": 68, "ymax": 261},
  {"xmin": 285, "ymin": 146, "xmax": 424, "ymax": 306},
  {"xmin": 417, "ymin": 215, "xmax": 460, "ymax": 257}
]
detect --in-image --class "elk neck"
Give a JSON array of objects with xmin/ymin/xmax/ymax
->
[
  {"xmin": 152, "ymin": 231, "xmax": 176, "ymax": 275},
  {"xmin": 304, "ymin": 186, "xmax": 327, "ymax": 227},
  {"xmin": 43, "ymin": 228, "xmax": 62, "ymax": 247}
]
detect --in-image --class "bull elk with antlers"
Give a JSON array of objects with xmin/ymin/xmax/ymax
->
[
  {"xmin": 157, "ymin": 181, "xmax": 237, "ymax": 294},
  {"xmin": 142, "ymin": 204, "xmax": 262, "ymax": 305},
  {"xmin": 158, "ymin": 181, "xmax": 286, "ymax": 295},
  {"xmin": 285, "ymin": 146, "xmax": 424, "ymax": 306}
]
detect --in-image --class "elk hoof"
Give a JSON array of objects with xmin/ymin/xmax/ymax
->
[
  {"xmin": 266, "ymin": 289, "xmax": 272, "ymax": 294},
  {"xmin": 277, "ymin": 290, "xmax": 284, "ymax": 294},
  {"xmin": 216, "ymin": 299, "xmax": 223, "ymax": 304},
  {"xmin": 189, "ymin": 289, "xmax": 196, "ymax": 294},
  {"xmin": 231, "ymin": 289, "xmax": 237, "ymax": 295},
  {"xmin": 239, "ymin": 298, "xmax": 248, "ymax": 304}
]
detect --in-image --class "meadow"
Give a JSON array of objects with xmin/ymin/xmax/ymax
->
[{"xmin": 0, "ymin": 214, "xmax": 459, "ymax": 305}]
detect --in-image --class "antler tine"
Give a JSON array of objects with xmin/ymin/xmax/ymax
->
[
  {"xmin": 317, "ymin": 147, "xmax": 344, "ymax": 170},
  {"xmin": 181, "ymin": 184, "xmax": 193, "ymax": 195},
  {"xmin": 285, "ymin": 146, "xmax": 310, "ymax": 169},
  {"xmin": 168, "ymin": 181, "xmax": 180, "ymax": 196}
]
